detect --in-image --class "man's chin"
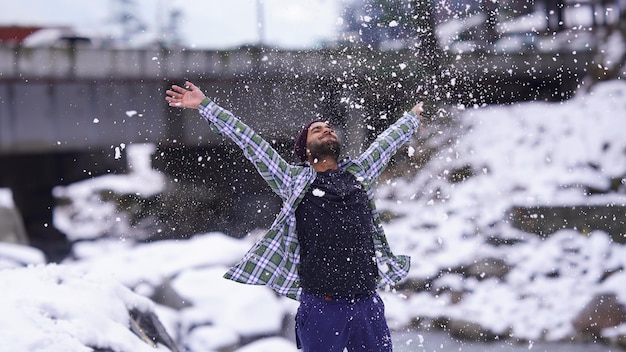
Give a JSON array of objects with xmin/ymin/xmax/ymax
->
[{"xmin": 308, "ymin": 140, "xmax": 341, "ymax": 161}]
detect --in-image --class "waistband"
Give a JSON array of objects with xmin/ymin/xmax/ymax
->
[{"xmin": 302, "ymin": 290, "xmax": 374, "ymax": 303}]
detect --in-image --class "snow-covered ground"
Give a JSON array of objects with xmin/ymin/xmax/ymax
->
[{"xmin": 0, "ymin": 80, "xmax": 625, "ymax": 351}]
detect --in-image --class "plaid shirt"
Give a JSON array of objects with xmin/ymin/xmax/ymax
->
[{"xmin": 198, "ymin": 98, "xmax": 420, "ymax": 301}]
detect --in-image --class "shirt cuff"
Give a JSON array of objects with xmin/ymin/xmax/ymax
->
[{"xmin": 199, "ymin": 97, "xmax": 211, "ymax": 109}]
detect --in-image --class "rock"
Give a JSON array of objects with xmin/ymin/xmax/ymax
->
[
  {"xmin": 396, "ymin": 277, "xmax": 434, "ymax": 292},
  {"xmin": 508, "ymin": 205, "xmax": 626, "ymax": 244},
  {"xmin": 129, "ymin": 308, "xmax": 180, "ymax": 352},
  {"xmin": 0, "ymin": 203, "xmax": 29, "ymax": 245},
  {"xmin": 572, "ymin": 293, "xmax": 626, "ymax": 336},
  {"xmin": 447, "ymin": 319, "xmax": 503, "ymax": 342},
  {"xmin": 615, "ymin": 332, "xmax": 626, "ymax": 349},
  {"xmin": 463, "ymin": 257, "xmax": 511, "ymax": 280},
  {"xmin": 151, "ymin": 278, "xmax": 193, "ymax": 310}
]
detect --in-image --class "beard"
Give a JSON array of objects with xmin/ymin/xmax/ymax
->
[{"xmin": 307, "ymin": 138, "xmax": 341, "ymax": 162}]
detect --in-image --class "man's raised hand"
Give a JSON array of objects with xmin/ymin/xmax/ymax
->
[
  {"xmin": 411, "ymin": 102, "xmax": 424, "ymax": 117},
  {"xmin": 165, "ymin": 81, "xmax": 206, "ymax": 109}
]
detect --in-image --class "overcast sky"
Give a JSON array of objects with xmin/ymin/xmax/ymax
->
[{"xmin": 0, "ymin": 0, "xmax": 346, "ymax": 49}]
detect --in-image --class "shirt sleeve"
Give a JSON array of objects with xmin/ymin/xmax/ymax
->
[
  {"xmin": 353, "ymin": 111, "xmax": 420, "ymax": 182},
  {"xmin": 198, "ymin": 98, "xmax": 296, "ymax": 200}
]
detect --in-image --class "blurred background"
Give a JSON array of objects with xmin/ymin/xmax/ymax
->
[
  {"xmin": 2, "ymin": 0, "xmax": 622, "ymax": 258},
  {"xmin": 1, "ymin": 0, "xmax": 625, "ymax": 351}
]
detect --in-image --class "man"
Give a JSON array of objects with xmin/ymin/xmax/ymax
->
[{"xmin": 165, "ymin": 81, "xmax": 423, "ymax": 351}]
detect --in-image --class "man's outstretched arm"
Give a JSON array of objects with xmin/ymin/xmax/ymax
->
[
  {"xmin": 165, "ymin": 81, "xmax": 298, "ymax": 200},
  {"xmin": 352, "ymin": 102, "xmax": 424, "ymax": 181}
]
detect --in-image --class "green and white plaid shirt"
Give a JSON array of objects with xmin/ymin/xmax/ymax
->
[{"xmin": 199, "ymin": 98, "xmax": 420, "ymax": 301}]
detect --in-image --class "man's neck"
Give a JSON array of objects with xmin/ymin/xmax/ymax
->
[{"xmin": 309, "ymin": 156, "xmax": 339, "ymax": 172}]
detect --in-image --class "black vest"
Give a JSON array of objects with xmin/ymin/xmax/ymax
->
[{"xmin": 295, "ymin": 168, "xmax": 377, "ymax": 296}]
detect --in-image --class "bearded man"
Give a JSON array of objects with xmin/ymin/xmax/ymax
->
[{"xmin": 166, "ymin": 81, "xmax": 423, "ymax": 352}]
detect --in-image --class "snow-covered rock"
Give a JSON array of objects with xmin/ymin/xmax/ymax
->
[{"xmin": 0, "ymin": 264, "xmax": 173, "ymax": 351}]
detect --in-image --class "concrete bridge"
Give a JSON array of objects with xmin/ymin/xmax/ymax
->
[
  {"xmin": 0, "ymin": 44, "xmax": 597, "ymax": 153},
  {"xmin": 0, "ymin": 44, "xmax": 598, "ymax": 259}
]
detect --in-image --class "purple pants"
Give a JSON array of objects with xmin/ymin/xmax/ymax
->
[{"xmin": 295, "ymin": 291, "xmax": 393, "ymax": 352}]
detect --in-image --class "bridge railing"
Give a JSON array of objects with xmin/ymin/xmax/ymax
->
[{"xmin": 0, "ymin": 45, "xmax": 424, "ymax": 155}]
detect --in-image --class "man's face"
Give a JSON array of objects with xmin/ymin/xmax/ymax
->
[{"xmin": 306, "ymin": 121, "xmax": 341, "ymax": 161}]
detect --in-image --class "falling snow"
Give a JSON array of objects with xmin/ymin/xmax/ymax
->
[
  {"xmin": 312, "ymin": 188, "xmax": 326, "ymax": 197},
  {"xmin": 1, "ymin": 81, "xmax": 624, "ymax": 352},
  {"xmin": 1, "ymin": 0, "xmax": 625, "ymax": 350}
]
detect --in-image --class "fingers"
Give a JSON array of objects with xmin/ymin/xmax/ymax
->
[
  {"xmin": 164, "ymin": 94, "xmax": 180, "ymax": 105},
  {"xmin": 166, "ymin": 88, "xmax": 182, "ymax": 98},
  {"xmin": 166, "ymin": 83, "xmax": 190, "ymax": 101},
  {"xmin": 165, "ymin": 87, "xmax": 183, "ymax": 107},
  {"xmin": 185, "ymin": 81, "xmax": 199, "ymax": 92},
  {"xmin": 169, "ymin": 84, "xmax": 187, "ymax": 94},
  {"xmin": 167, "ymin": 81, "xmax": 199, "ymax": 96},
  {"xmin": 411, "ymin": 102, "xmax": 424, "ymax": 117}
]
